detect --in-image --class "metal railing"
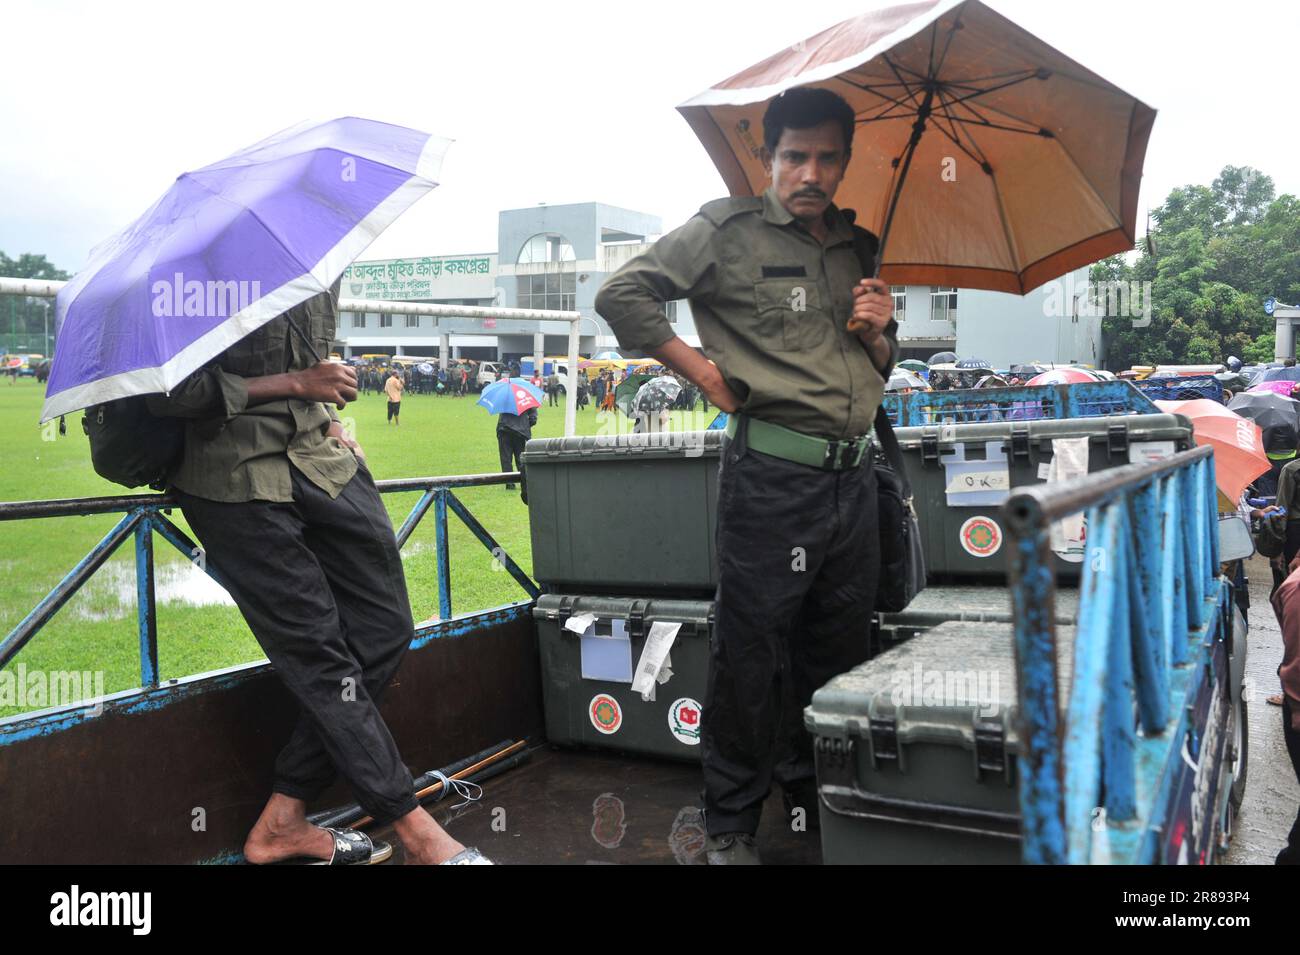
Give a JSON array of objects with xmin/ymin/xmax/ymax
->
[
  {"xmin": 0, "ymin": 474, "xmax": 539, "ymax": 690},
  {"xmin": 1128, "ymin": 374, "xmax": 1227, "ymax": 404},
  {"xmin": 883, "ymin": 380, "xmax": 1160, "ymax": 427},
  {"xmin": 1001, "ymin": 444, "xmax": 1221, "ymax": 864}
]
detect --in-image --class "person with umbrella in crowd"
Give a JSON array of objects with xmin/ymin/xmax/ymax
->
[
  {"xmin": 478, "ymin": 377, "xmax": 542, "ymax": 502},
  {"xmin": 631, "ymin": 375, "xmax": 682, "ymax": 433},
  {"xmin": 597, "ymin": 87, "xmax": 898, "ymax": 864}
]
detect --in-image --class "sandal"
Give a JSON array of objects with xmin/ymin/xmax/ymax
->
[{"xmin": 268, "ymin": 827, "xmax": 393, "ymax": 865}]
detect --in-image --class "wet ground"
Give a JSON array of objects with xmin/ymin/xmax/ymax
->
[
  {"xmin": 363, "ymin": 557, "xmax": 1298, "ymax": 865},
  {"xmin": 372, "ymin": 747, "xmax": 821, "ymax": 865},
  {"xmin": 1224, "ymin": 555, "xmax": 1299, "ymax": 865}
]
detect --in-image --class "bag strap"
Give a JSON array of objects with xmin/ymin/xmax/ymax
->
[{"xmin": 873, "ymin": 405, "xmax": 914, "ymax": 500}]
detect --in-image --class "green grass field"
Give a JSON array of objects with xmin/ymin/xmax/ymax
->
[{"xmin": 0, "ymin": 377, "xmax": 717, "ymax": 717}]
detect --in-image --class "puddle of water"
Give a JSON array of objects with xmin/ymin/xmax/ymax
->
[{"xmin": 71, "ymin": 559, "xmax": 235, "ymax": 622}]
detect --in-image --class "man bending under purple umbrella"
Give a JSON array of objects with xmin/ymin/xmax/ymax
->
[{"xmin": 148, "ymin": 282, "xmax": 489, "ymax": 865}]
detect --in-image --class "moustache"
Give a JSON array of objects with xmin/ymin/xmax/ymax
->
[{"xmin": 793, "ymin": 190, "xmax": 826, "ymax": 200}]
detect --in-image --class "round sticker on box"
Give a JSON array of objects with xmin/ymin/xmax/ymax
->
[
  {"xmin": 959, "ymin": 516, "xmax": 1002, "ymax": 558},
  {"xmin": 589, "ymin": 694, "xmax": 622, "ymax": 735},
  {"xmin": 668, "ymin": 697, "xmax": 702, "ymax": 745}
]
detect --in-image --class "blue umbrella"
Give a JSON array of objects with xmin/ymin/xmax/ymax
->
[
  {"xmin": 477, "ymin": 377, "xmax": 543, "ymax": 415},
  {"xmin": 43, "ymin": 118, "xmax": 450, "ymax": 422},
  {"xmin": 956, "ymin": 357, "xmax": 993, "ymax": 369}
]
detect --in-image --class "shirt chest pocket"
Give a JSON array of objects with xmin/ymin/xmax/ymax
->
[{"xmin": 753, "ymin": 279, "xmax": 829, "ymax": 352}]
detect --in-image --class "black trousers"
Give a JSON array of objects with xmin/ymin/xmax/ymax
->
[
  {"xmin": 703, "ymin": 415, "xmax": 879, "ymax": 836},
  {"xmin": 1280, "ymin": 698, "xmax": 1300, "ymax": 864},
  {"xmin": 498, "ymin": 428, "xmax": 528, "ymax": 501},
  {"xmin": 387, "ymin": 400, "xmax": 400, "ymax": 421},
  {"xmin": 176, "ymin": 461, "xmax": 420, "ymax": 826}
]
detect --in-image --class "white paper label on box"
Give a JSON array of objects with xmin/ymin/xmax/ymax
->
[
  {"xmin": 945, "ymin": 469, "xmax": 1011, "ymax": 494},
  {"xmin": 1129, "ymin": 440, "xmax": 1176, "ymax": 465},
  {"xmin": 564, "ymin": 612, "xmax": 597, "ymax": 635},
  {"xmin": 631, "ymin": 621, "xmax": 682, "ymax": 702},
  {"xmin": 1037, "ymin": 461, "xmax": 1052, "ymax": 480}
]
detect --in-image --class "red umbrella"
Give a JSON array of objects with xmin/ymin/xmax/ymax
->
[
  {"xmin": 1026, "ymin": 368, "xmax": 1094, "ymax": 386},
  {"xmin": 1153, "ymin": 399, "xmax": 1268, "ymax": 504},
  {"xmin": 677, "ymin": 0, "xmax": 1154, "ymax": 292}
]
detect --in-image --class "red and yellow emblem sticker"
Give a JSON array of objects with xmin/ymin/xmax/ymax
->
[
  {"xmin": 959, "ymin": 516, "xmax": 1002, "ymax": 558},
  {"xmin": 589, "ymin": 693, "xmax": 623, "ymax": 735}
]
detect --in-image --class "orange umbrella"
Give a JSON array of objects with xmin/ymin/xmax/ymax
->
[
  {"xmin": 677, "ymin": 0, "xmax": 1155, "ymax": 293},
  {"xmin": 1154, "ymin": 399, "xmax": 1269, "ymax": 504}
]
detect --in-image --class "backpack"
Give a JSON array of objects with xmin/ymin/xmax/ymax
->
[{"xmin": 82, "ymin": 396, "xmax": 186, "ymax": 491}]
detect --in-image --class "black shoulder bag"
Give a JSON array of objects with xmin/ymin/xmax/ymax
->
[{"xmin": 848, "ymin": 218, "xmax": 927, "ymax": 612}]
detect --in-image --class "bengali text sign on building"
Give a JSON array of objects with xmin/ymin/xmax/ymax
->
[{"xmin": 343, "ymin": 256, "xmax": 495, "ymax": 301}]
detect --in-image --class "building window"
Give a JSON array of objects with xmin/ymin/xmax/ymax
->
[
  {"xmin": 665, "ymin": 301, "xmax": 678, "ymax": 324},
  {"xmin": 517, "ymin": 233, "xmax": 577, "ymax": 265},
  {"xmin": 380, "ymin": 314, "xmax": 393, "ymax": 329},
  {"xmin": 890, "ymin": 286, "xmax": 906, "ymax": 322},
  {"xmin": 350, "ymin": 312, "xmax": 366, "ymax": 329},
  {"xmin": 516, "ymin": 271, "xmax": 576, "ymax": 312},
  {"xmin": 405, "ymin": 314, "xmax": 420, "ymax": 328},
  {"xmin": 930, "ymin": 287, "xmax": 957, "ymax": 323}
]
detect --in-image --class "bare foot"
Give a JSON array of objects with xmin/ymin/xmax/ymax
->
[
  {"xmin": 242, "ymin": 793, "xmax": 335, "ymax": 864},
  {"xmin": 393, "ymin": 806, "xmax": 465, "ymax": 864}
]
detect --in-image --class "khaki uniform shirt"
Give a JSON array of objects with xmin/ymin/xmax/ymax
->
[
  {"xmin": 595, "ymin": 187, "xmax": 898, "ymax": 441},
  {"xmin": 146, "ymin": 284, "xmax": 357, "ymax": 503},
  {"xmin": 384, "ymin": 375, "xmax": 404, "ymax": 402}
]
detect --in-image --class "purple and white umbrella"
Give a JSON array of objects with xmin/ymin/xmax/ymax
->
[{"xmin": 42, "ymin": 117, "xmax": 450, "ymax": 421}]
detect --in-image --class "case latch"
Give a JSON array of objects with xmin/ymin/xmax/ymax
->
[
  {"xmin": 921, "ymin": 429, "xmax": 940, "ymax": 466},
  {"xmin": 1107, "ymin": 421, "xmax": 1129, "ymax": 460},
  {"xmin": 1010, "ymin": 424, "xmax": 1031, "ymax": 463},
  {"xmin": 627, "ymin": 600, "xmax": 648, "ymax": 639},
  {"xmin": 974, "ymin": 715, "xmax": 1008, "ymax": 777},
  {"xmin": 869, "ymin": 713, "xmax": 899, "ymax": 767}
]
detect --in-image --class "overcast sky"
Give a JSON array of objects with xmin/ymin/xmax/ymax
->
[{"xmin": 1, "ymin": 0, "xmax": 1293, "ymax": 272}]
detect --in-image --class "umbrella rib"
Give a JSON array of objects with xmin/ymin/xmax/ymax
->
[
  {"xmin": 930, "ymin": 11, "xmax": 964, "ymax": 78},
  {"xmin": 836, "ymin": 77, "xmax": 919, "ymax": 115},
  {"xmin": 935, "ymin": 89, "xmax": 992, "ymax": 164},
  {"xmin": 926, "ymin": 93, "xmax": 990, "ymax": 170},
  {"xmin": 880, "ymin": 53, "xmax": 927, "ymax": 108},
  {"xmin": 943, "ymin": 71, "xmax": 1042, "ymax": 107},
  {"xmin": 945, "ymin": 93, "xmax": 1046, "ymax": 135}
]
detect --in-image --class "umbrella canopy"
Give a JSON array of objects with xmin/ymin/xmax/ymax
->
[
  {"xmin": 677, "ymin": 0, "xmax": 1154, "ymax": 292},
  {"xmin": 1227, "ymin": 391, "xmax": 1300, "ymax": 451},
  {"xmin": 1154, "ymin": 399, "xmax": 1269, "ymax": 503},
  {"xmin": 1010, "ymin": 363, "xmax": 1048, "ymax": 375},
  {"xmin": 1246, "ymin": 381, "xmax": 1300, "ymax": 398},
  {"xmin": 1255, "ymin": 367, "xmax": 1300, "ymax": 384},
  {"xmin": 592, "ymin": 350, "xmax": 623, "ymax": 361},
  {"xmin": 417, "ymin": 362, "xmax": 435, "ymax": 375},
  {"xmin": 897, "ymin": 358, "xmax": 928, "ymax": 374},
  {"xmin": 614, "ymin": 373, "xmax": 656, "ymax": 417},
  {"xmin": 1026, "ymin": 368, "xmax": 1094, "ymax": 386},
  {"xmin": 928, "ymin": 351, "xmax": 959, "ymax": 365},
  {"xmin": 633, "ymin": 376, "xmax": 684, "ymax": 413},
  {"xmin": 887, "ymin": 368, "xmax": 928, "ymax": 391},
  {"xmin": 956, "ymin": 357, "xmax": 992, "ymax": 369},
  {"xmin": 476, "ymin": 377, "xmax": 542, "ymax": 416},
  {"xmin": 43, "ymin": 118, "xmax": 450, "ymax": 422}
]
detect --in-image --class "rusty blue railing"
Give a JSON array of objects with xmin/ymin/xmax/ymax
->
[
  {"xmin": 1001, "ymin": 445, "xmax": 1222, "ymax": 864},
  {"xmin": 883, "ymin": 379, "xmax": 1160, "ymax": 427},
  {"xmin": 0, "ymin": 472, "xmax": 539, "ymax": 689}
]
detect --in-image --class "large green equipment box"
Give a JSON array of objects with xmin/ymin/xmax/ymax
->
[
  {"xmin": 806, "ymin": 620, "xmax": 1072, "ymax": 864},
  {"xmin": 524, "ymin": 431, "xmax": 723, "ymax": 595},
  {"xmin": 534, "ymin": 594, "xmax": 712, "ymax": 761},
  {"xmin": 895, "ymin": 413, "xmax": 1193, "ymax": 581}
]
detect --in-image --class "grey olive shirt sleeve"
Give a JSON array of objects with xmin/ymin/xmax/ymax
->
[
  {"xmin": 595, "ymin": 215, "xmax": 719, "ymax": 353},
  {"xmin": 145, "ymin": 364, "xmax": 249, "ymax": 420}
]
